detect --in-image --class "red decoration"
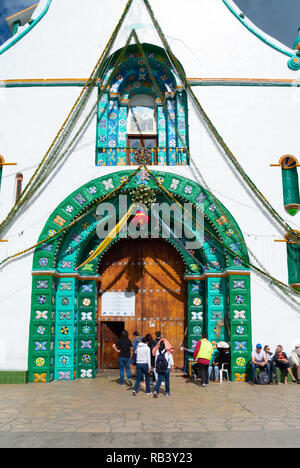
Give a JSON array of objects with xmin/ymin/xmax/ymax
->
[{"xmin": 131, "ymin": 210, "xmax": 149, "ymax": 226}]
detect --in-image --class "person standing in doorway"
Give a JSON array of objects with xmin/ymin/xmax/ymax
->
[
  {"xmin": 132, "ymin": 331, "xmax": 142, "ymax": 353},
  {"xmin": 193, "ymin": 333, "xmax": 214, "ymax": 387},
  {"xmin": 113, "ymin": 330, "xmax": 133, "ymax": 387},
  {"xmin": 145, "ymin": 333, "xmax": 156, "ymax": 384},
  {"xmin": 132, "ymin": 337, "xmax": 152, "ymax": 395}
]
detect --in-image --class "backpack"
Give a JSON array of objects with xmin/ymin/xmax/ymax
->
[
  {"xmin": 256, "ymin": 371, "xmax": 269, "ymax": 385},
  {"xmin": 130, "ymin": 352, "xmax": 137, "ymax": 365},
  {"xmin": 156, "ymin": 350, "xmax": 168, "ymax": 373}
]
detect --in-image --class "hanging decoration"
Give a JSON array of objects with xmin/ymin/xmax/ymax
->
[
  {"xmin": 77, "ymin": 203, "xmax": 135, "ymax": 269},
  {"xmin": 134, "ymin": 147, "xmax": 152, "ymax": 165},
  {"xmin": 131, "ymin": 185, "xmax": 157, "ymax": 209},
  {"xmin": 131, "ymin": 209, "xmax": 149, "ymax": 227}
]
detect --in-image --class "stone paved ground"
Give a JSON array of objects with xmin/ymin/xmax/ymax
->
[{"xmin": 0, "ymin": 373, "xmax": 300, "ymax": 448}]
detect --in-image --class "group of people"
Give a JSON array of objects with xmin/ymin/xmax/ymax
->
[
  {"xmin": 112, "ymin": 330, "xmax": 175, "ymax": 398},
  {"xmin": 251, "ymin": 343, "xmax": 300, "ymax": 385},
  {"xmin": 191, "ymin": 336, "xmax": 300, "ymax": 386}
]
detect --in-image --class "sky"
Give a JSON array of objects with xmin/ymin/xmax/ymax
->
[
  {"xmin": 235, "ymin": 0, "xmax": 300, "ymax": 47},
  {"xmin": 0, "ymin": 0, "xmax": 39, "ymax": 46},
  {"xmin": 0, "ymin": 0, "xmax": 299, "ymax": 48}
]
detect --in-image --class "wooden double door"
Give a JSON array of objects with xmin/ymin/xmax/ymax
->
[{"xmin": 98, "ymin": 239, "xmax": 187, "ymax": 370}]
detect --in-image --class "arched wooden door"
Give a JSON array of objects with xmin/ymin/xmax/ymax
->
[{"xmin": 98, "ymin": 239, "xmax": 187, "ymax": 370}]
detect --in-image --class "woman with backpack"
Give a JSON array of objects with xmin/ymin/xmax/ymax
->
[
  {"xmin": 145, "ymin": 333, "xmax": 156, "ymax": 383},
  {"xmin": 153, "ymin": 340, "xmax": 174, "ymax": 398}
]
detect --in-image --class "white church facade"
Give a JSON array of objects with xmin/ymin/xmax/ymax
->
[{"xmin": 0, "ymin": 0, "xmax": 299, "ymax": 384}]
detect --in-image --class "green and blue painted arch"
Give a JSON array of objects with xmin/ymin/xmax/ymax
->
[{"xmin": 32, "ymin": 170, "xmax": 250, "ymax": 272}]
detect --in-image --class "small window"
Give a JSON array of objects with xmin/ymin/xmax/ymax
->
[
  {"xmin": 15, "ymin": 173, "xmax": 23, "ymax": 202},
  {"xmin": 127, "ymin": 94, "xmax": 157, "ymax": 135},
  {"xmin": 128, "ymin": 106, "xmax": 156, "ymax": 134}
]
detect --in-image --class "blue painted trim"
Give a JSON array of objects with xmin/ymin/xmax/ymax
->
[
  {"xmin": 223, "ymin": 0, "xmax": 300, "ymax": 70},
  {"xmin": 0, "ymin": 0, "xmax": 52, "ymax": 56}
]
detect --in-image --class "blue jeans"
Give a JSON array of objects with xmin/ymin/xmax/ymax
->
[
  {"xmin": 208, "ymin": 365, "xmax": 220, "ymax": 380},
  {"xmin": 134, "ymin": 363, "xmax": 150, "ymax": 393},
  {"xmin": 251, "ymin": 363, "xmax": 270, "ymax": 383},
  {"xmin": 154, "ymin": 369, "xmax": 170, "ymax": 394},
  {"xmin": 119, "ymin": 357, "xmax": 131, "ymax": 385}
]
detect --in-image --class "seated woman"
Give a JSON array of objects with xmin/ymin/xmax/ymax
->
[
  {"xmin": 273, "ymin": 345, "xmax": 297, "ymax": 384},
  {"xmin": 289, "ymin": 344, "xmax": 300, "ymax": 384},
  {"xmin": 208, "ymin": 343, "xmax": 231, "ymax": 382}
]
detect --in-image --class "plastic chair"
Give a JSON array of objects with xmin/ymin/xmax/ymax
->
[{"xmin": 220, "ymin": 364, "xmax": 229, "ymax": 383}]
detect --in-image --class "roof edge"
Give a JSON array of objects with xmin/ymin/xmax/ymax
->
[{"xmin": 0, "ymin": 0, "xmax": 52, "ymax": 57}]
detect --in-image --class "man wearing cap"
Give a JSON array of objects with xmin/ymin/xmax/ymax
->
[{"xmin": 251, "ymin": 343, "xmax": 270, "ymax": 384}]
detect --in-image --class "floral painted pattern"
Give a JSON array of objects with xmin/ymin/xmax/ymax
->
[
  {"xmin": 38, "ymin": 295, "xmax": 47, "ymax": 305},
  {"xmin": 226, "ymin": 229, "xmax": 234, "ymax": 237},
  {"xmin": 212, "ymin": 297, "xmax": 221, "ymax": 306},
  {"xmin": 39, "ymin": 258, "xmax": 48, "ymax": 267},
  {"xmin": 233, "ymin": 310, "xmax": 246, "ymax": 320},
  {"xmin": 34, "ymin": 342, "xmax": 47, "ymax": 352},
  {"xmin": 193, "ymin": 298, "xmax": 202, "ymax": 306},
  {"xmin": 60, "ymin": 356, "xmax": 70, "ymax": 366},
  {"xmin": 236, "ymin": 357, "xmax": 246, "ymax": 367},
  {"xmin": 184, "ymin": 185, "xmax": 193, "ymax": 195},
  {"xmin": 34, "ymin": 373, "xmax": 47, "ymax": 383},
  {"xmin": 233, "ymin": 257, "xmax": 242, "ymax": 266},
  {"xmin": 65, "ymin": 205, "xmax": 74, "ymax": 214},
  {"xmin": 193, "ymin": 326, "xmax": 202, "ymax": 336},
  {"xmin": 234, "ymin": 341, "xmax": 247, "ymax": 351},
  {"xmin": 82, "ymin": 355, "xmax": 91, "ymax": 364},
  {"xmin": 235, "ymin": 295, "xmax": 244, "ymax": 305},
  {"xmin": 35, "ymin": 357, "xmax": 45, "ymax": 368}
]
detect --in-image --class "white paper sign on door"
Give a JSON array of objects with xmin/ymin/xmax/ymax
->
[{"xmin": 101, "ymin": 291, "xmax": 136, "ymax": 317}]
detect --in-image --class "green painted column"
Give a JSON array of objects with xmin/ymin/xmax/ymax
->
[
  {"xmin": 187, "ymin": 279, "xmax": 205, "ymax": 354},
  {"xmin": 206, "ymin": 277, "xmax": 227, "ymax": 344},
  {"xmin": 228, "ymin": 275, "xmax": 252, "ymax": 382},
  {"xmin": 96, "ymin": 92, "xmax": 109, "ymax": 166},
  {"xmin": 28, "ymin": 275, "xmax": 56, "ymax": 383},
  {"xmin": 54, "ymin": 278, "xmax": 78, "ymax": 381},
  {"xmin": 287, "ymin": 239, "xmax": 300, "ymax": 292},
  {"xmin": 77, "ymin": 280, "xmax": 98, "ymax": 379}
]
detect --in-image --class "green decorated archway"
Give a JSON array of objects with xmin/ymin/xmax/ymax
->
[{"xmin": 28, "ymin": 170, "xmax": 251, "ymax": 383}]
